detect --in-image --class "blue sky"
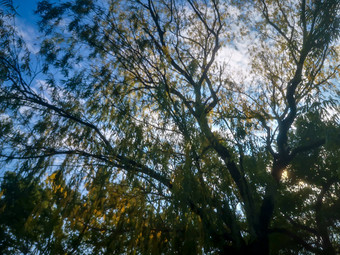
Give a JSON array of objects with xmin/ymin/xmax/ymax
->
[
  {"xmin": 12, "ymin": 1, "xmax": 43, "ymax": 53},
  {"xmin": 13, "ymin": 0, "xmax": 38, "ymax": 22}
]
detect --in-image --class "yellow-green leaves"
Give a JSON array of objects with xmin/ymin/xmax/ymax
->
[{"xmin": 1, "ymin": 0, "xmax": 339, "ymax": 254}]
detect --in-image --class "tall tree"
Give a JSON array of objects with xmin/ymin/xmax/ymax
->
[{"xmin": 0, "ymin": 0, "xmax": 339, "ymax": 254}]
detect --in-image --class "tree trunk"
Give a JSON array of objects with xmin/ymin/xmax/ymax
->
[
  {"xmin": 245, "ymin": 237, "xmax": 270, "ymax": 255},
  {"xmin": 219, "ymin": 236, "xmax": 269, "ymax": 255}
]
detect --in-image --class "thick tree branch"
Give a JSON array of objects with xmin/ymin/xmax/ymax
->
[
  {"xmin": 290, "ymin": 138, "xmax": 325, "ymax": 159},
  {"xmin": 0, "ymin": 149, "xmax": 172, "ymax": 188},
  {"xmin": 269, "ymin": 228, "xmax": 321, "ymax": 254}
]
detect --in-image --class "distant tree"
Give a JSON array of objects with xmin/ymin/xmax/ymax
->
[{"xmin": 0, "ymin": 0, "xmax": 339, "ymax": 254}]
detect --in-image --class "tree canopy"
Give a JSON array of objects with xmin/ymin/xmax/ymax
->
[{"xmin": 0, "ymin": 0, "xmax": 340, "ymax": 254}]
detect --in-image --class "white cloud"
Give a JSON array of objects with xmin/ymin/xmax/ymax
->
[{"xmin": 16, "ymin": 18, "xmax": 41, "ymax": 54}]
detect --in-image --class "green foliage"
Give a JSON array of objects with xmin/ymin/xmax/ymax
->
[
  {"xmin": 0, "ymin": 172, "xmax": 63, "ymax": 254},
  {"xmin": 0, "ymin": 0, "xmax": 340, "ymax": 254}
]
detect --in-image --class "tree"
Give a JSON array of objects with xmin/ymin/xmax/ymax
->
[
  {"xmin": 0, "ymin": 0, "xmax": 14, "ymax": 12},
  {"xmin": 0, "ymin": 0, "xmax": 339, "ymax": 254},
  {"xmin": 0, "ymin": 172, "xmax": 67, "ymax": 254}
]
